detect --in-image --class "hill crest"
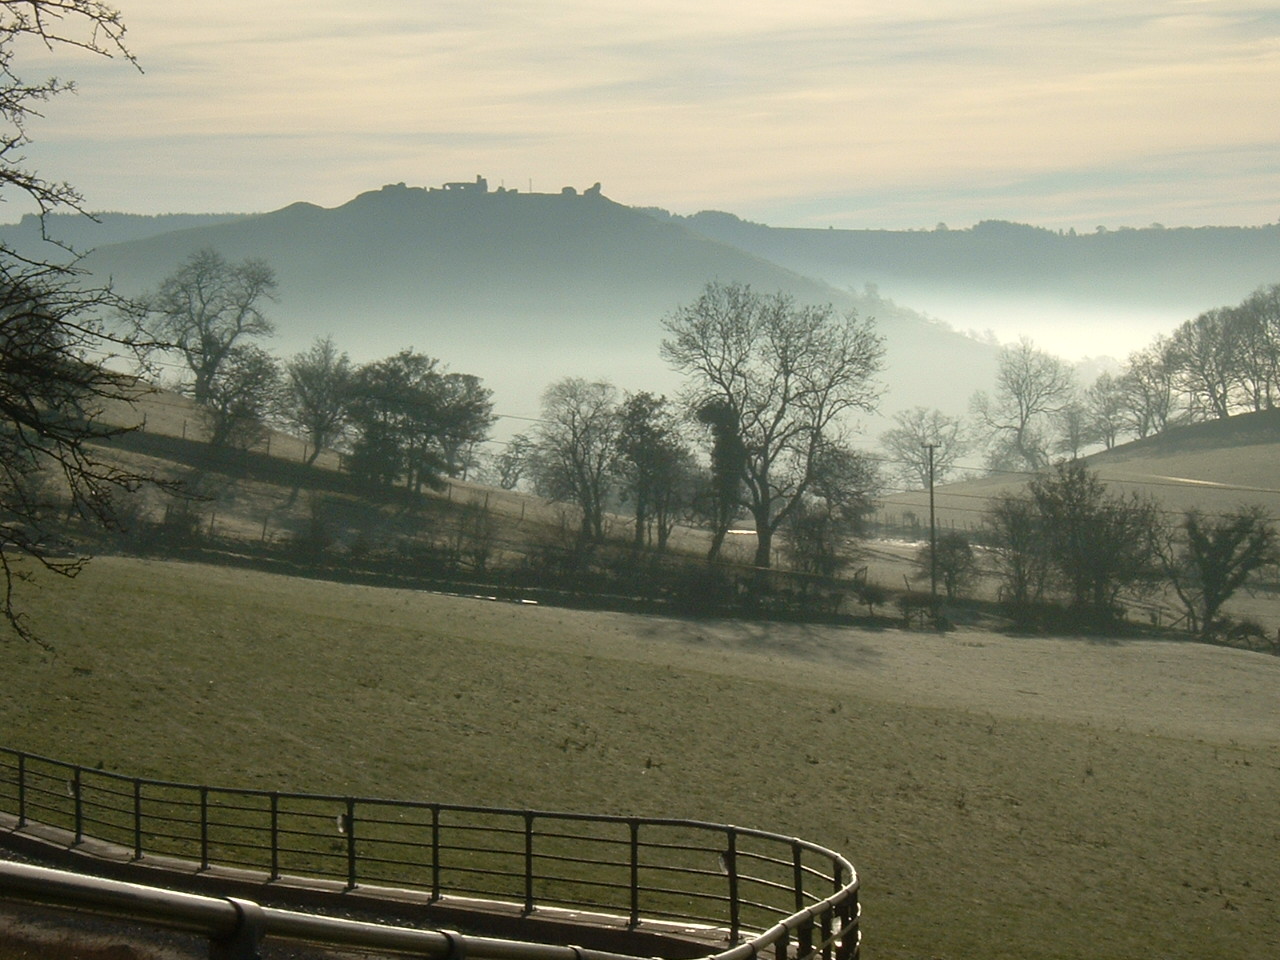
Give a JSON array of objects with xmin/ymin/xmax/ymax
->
[{"xmin": 78, "ymin": 183, "xmax": 998, "ymax": 423}]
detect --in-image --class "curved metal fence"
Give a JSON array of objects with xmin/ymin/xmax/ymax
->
[{"xmin": 0, "ymin": 747, "xmax": 859, "ymax": 959}]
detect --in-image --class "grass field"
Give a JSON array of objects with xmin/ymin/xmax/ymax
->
[
  {"xmin": 884, "ymin": 409, "xmax": 1280, "ymax": 532},
  {"xmin": 4, "ymin": 555, "xmax": 1279, "ymax": 960}
]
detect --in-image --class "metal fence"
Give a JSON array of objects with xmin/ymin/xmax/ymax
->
[{"xmin": 0, "ymin": 747, "xmax": 859, "ymax": 959}]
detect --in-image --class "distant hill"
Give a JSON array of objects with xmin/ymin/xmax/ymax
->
[
  {"xmin": 77, "ymin": 184, "xmax": 998, "ymax": 424},
  {"xmin": 0, "ymin": 211, "xmax": 245, "ymax": 257},
  {"xmin": 666, "ymin": 211, "xmax": 1280, "ymax": 355},
  {"xmin": 669, "ymin": 213, "xmax": 1280, "ymax": 308},
  {"xmin": 18, "ymin": 186, "xmax": 1276, "ymax": 437}
]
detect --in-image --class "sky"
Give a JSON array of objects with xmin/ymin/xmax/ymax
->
[{"xmin": 13, "ymin": 0, "xmax": 1280, "ymax": 232}]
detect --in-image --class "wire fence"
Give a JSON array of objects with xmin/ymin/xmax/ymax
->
[{"xmin": 0, "ymin": 747, "xmax": 860, "ymax": 959}]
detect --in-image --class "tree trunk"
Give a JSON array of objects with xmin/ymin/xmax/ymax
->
[
  {"xmin": 707, "ymin": 527, "xmax": 726, "ymax": 561},
  {"xmin": 753, "ymin": 523, "xmax": 772, "ymax": 568}
]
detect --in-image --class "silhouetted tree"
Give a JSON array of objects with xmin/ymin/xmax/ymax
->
[
  {"xmin": 529, "ymin": 378, "xmax": 619, "ymax": 543},
  {"xmin": 1029, "ymin": 462, "xmax": 1163, "ymax": 623},
  {"xmin": 915, "ymin": 532, "xmax": 977, "ymax": 601},
  {"xmin": 0, "ymin": 2, "xmax": 162, "ymax": 641},
  {"xmin": 971, "ymin": 338, "xmax": 1074, "ymax": 472},
  {"xmin": 282, "ymin": 335, "xmax": 353, "ymax": 464},
  {"xmin": 663, "ymin": 281, "xmax": 883, "ymax": 567},
  {"xmin": 783, "ymin": 442, "xmax": 879, "ymax": 577},
  {"xmin": 1052, "ymin": 396, "xmax": 1092, "ymax": 459},
  {"xmin": 695, "ymin": 399, "xmax": 746, "ymax": 561},
  {"xmin": 494, "ymin": 432, "xmax": 533, "ymax": 490},
  {"xmin": 985, "ymin": 493, "xmax": 1049, "ymax": 619},
  {"xmin": 198, "ymin": 343, "xmax": 280, "ymax": 449},
  {"xmin": 346, "ymin": 351, "xmax": 457, "ymax": 495},
  {"xmin": 1169, "ymin": 308, "xmax": 1238, "ymax": 421},
  {"xmin": 433, "ymin": 372, "xmax": 495, "ymax": 479},
  {"xmin": 1224, "ymin": 284, "xmax": 1280, "ymax": 412},
  {"xmin": 1120, "ymin": 338, "xmax": 1179, "ymax": 438},
  {"xmin": 1166, "ymin": 506, "xmax": 1277, "ymax": 639},
  {"xmin": 138, "ymin": 248, "xmax": 276, "ymax": 403},
  {"xmin": 880, "ymin": 406, "xmax": 969, "ymax": 490},
  {"xmin": 614, "ymin": 392, "xmax": 693, "ymax": 550},
  {"xmin": 1085, "ymin": 371, "xmax": 1127, "ymax": 450}
]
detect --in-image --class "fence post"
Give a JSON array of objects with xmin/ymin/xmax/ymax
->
[
  {"xmin": 270, "ymin": 793, "xmax": 280, "ymax": 880},
  {"xmin": 133, "ymin": 779, "xmax": 143, "ymax": 860},
  {"xmin": 798, "ymin": 915, "xmax": 814, "ymax": 960},
  {"xmin": 523, "ymin": 811, "xmax": 535, "ymax": 914},
  {"xmin": 345, "ymin": 797, "xmax": 357, "ymax": 890},
  {"xmin": 430, "ymin": 805, "xmax": 441, "ymax": 901},
  {"xmin": 16, "ymin": 753, "xmax": 25, "ymax": 827},
  {"xmin": 726, "ymin": 827, "xmax": 740, "ymax": 944},
  {"xmin": 793, "ymin": 841, "xmax": 805, "ymax": 912},
  {"xmin": 200, "ymin": 786, "xmax": 210, "ymax": 870},
  {"xmin": 72, "ymin": 767, "xmax": 83, "ymax": 844},
  {"xmin": 628, "ymin": 820, "xmax": 640, "ymax": 928}
]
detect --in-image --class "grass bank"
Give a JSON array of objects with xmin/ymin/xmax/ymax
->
[{"xmin": 4, "ymin": 556, "xmax": 1279, "ymax": 960}]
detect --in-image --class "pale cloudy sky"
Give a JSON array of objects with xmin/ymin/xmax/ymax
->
[{"xmin": 18, "ymin": 0, "xmax": 1280, "ymax": 229}]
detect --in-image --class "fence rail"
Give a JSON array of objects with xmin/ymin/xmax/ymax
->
[{"xmin": 0, "ymin": 747, "xmax": 859, "ymax": 960}]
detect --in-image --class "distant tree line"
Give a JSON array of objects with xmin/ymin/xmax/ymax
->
[
  {"xmin": 979, "ymin": 462, "xmax": 1277, "ymax": 640},
  {"xmin": 129, "ymin": 251, "xmax": 1280, "ymax": 646},
  {"xmin": 135, "ymin": 259, "xmax": 887, "ymax": 574},
  {"xmin": 500, "ymin": 281, "xmax": 886, "ymax": 574},
  {"xmin": 134, "ymin": 249, "xmax": 496, "ymax": 495},
  {"xmin": 881, "ymin": 284, "xmax": 1280, "ymax": 487}
]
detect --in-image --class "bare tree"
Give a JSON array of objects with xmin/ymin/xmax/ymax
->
[
  {"xmin": 1052, "ymin": 395, "xmax": 1092, "ymax": 459},
  {"xmin": 1084, "ymin": 371, "xmax": 1126, "ymax": 450},
  {"xmin": 1120, "ymin": 338, "xmax": 1179, "ymax": 438},
  {"xmin": 971, "ymin": 338, "xmax": 1074, "ymax": 473},
  {"xmin": 529, "ymin": 378, "xmax": 620, "ymax": 543},
  {"xmin": 880, "ymin": 406, "xmax": 969, "ymax": 490},
  {"xmin": 1165, "ymin": 507, "xmax": 1277, "ymax": 639},
  {"xmin": 494, "ymin": 432, "xmax": 533, "ymax": 490},
  {"xmin": 198, "ymin": 343, "xmax": 280, "ymax": 449},
  {"xmin": 282, "ymin": 335, "xmax": 352, "ymax": 464},
  {"xmin": 662, "ymin": 282, "xmax": 883, "ymax": 568},
  {"xmin": 434, "ymin": 372, "xmax": 495, "ymax": 479},
  {"xmin": 139, "ymin": 248, "xmax": 277, "ymax": 403},
  {"xmin": 1224, "ymin": 284, "xmax": 1280, "ymax": 412},
  {"xmin": 1168, "ymin": 309, "xmax": 1236, "ymax": 421},
  {"xmin": 1028, "ymin": 462, "xmax": 1164, "ymax": 622},
  {"xmin": 614, "ymin": 391, "xmax": 693, "ymax": 550},
  {"xmin": 915, "ymin": 532, "xmax": 977, "ymax": 601},
  {"xmin": 985, "ymin": 492, "xmax": 1049, "ymax": 619},
  {"xmin": 986, "ymin": 465, "xmax": 1167, "ymax": 629},
  {"xmin": 783, "ymin": 441, "xmax": 879, "ymax": 578},
  {"xmin": 0, "ymin": 2, "xmax": 159, "ymax": 641}
]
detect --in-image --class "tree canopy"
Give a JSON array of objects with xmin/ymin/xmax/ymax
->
[
  {"xmin": 662, "ymin": 281, "xmax": 883, "ymax": 568},
  {"xmin": 138, "ymin": 248, "xmax": 277, "ymax": 404}
]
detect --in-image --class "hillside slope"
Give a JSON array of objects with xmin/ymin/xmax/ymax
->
[
  {"xmin": 78, "ymin": 184, "xmax": 997, "ymax": 422},
  {"xmin": 678, "ymin": 213, "xmax": 1280, "ymax": 310},
  {"xmin": 676, "ymin": 212, "xmax": 1280, "ymax": 355},
  {"xmin": 8, "ymin": 556, "xmax": 1280, "ymax": 960},
  {"xmin": 885, "ymin": 409, "xmax": 1280, "ymax": 531}
]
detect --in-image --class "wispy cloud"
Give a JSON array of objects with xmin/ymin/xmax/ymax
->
[{"xmin": 15, "ymin": 1, "xmax": 1280, "ymax": 227}]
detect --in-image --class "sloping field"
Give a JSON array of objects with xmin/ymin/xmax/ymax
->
[
  {"xmin": 884, "ymin": 408, "xmax": 1280, "ymax": 528},
  {"xmin": 4, "ymin": 557, "xmax": 1278, "ymax": 960}
]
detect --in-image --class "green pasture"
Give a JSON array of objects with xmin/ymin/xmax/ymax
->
[{"xmin": 3, "ymin": 556, "xmax": 1279, "ymax": 960}]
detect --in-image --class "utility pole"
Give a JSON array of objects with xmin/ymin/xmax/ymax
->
[{"xmin": 925, "ymin": 443, "xmax": 938, "ymax": 608}]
